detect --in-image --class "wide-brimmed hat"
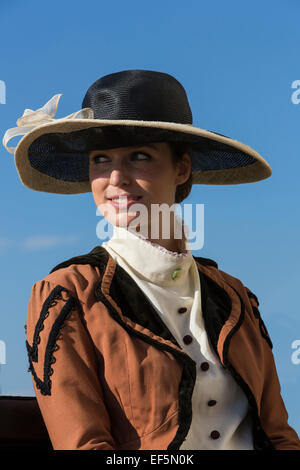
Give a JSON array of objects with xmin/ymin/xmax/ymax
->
[{"xmin": 3, "ymin": 69, "xmax": 272, "ymax": 194}]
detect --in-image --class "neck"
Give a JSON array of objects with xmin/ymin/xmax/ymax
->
[{"xmin": 148, "ymin": 236, "xmax": 187, "ymax": 254}]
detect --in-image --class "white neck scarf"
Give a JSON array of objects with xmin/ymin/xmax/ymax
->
[{"xmin": 102, "ymin": 216, "xmax": 194, "ymax": 287}]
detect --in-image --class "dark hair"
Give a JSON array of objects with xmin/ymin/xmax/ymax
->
[{"xmin": 168, "ymin": 142, "xmax": 193, "ymax": 203}]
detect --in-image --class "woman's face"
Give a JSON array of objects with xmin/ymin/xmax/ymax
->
[{"xmin": 89, "ymin": 141, "xmax": 191, "ymax": 232}]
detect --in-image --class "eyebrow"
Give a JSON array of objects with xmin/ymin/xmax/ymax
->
[
  {"xmin": 90, "ymin": 143, "xmax": 158, "ymax": 155},
  {"xmin": 132, "ymin": 143, "xmax": 158, "ymax": 150}
]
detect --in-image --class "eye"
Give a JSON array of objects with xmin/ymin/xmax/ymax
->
[
  {"xmin": 91, "ymin": 151, "xmax": 151, "ymax": 164},
  {"xmin": 133, "ymin": 151, "xmax": 151, "ymax": 161},
  {"xmin": 91, "ymin": 154, "xmax": 108, "ymax": 164}
]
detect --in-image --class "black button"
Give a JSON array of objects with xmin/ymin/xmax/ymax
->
[
  {"xmin": 178, "ymin": 307, "xmax": 187, "ymax": 314},
  {"xmin": 200, "ymin": 362, "xmax": 209, "ymax": 371},
  {"xmin": 207, "ymin": 400, "xmax": 217, "ymax": 407},
  {"xmin": 210, "ymin": 430, "xmax": 220, "ymax": 439},
  {"xmin": 183, "ymin": 335, "xmax": 193, "ymax": 344}
]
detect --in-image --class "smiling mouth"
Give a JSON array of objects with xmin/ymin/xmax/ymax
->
[{"xmin": 107, "ymin": 196, "xmax": 143, "ymax": 209}]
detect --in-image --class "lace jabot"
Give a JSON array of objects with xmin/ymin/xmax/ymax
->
[{"xmin": 101, "ymin": 217, "xmax": 193, "ymax": 286}]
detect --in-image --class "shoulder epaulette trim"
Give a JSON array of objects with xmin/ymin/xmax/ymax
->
[{"xmin": 26, "ymin": 285, "xmax": 77, "ymax": 395}]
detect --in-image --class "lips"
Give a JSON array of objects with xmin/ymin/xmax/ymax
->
[{"xmin": 107, "ymin": 195, "xmax": 142, "ymax": 201}]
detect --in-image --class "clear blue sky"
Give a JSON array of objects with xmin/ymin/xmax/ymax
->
[{"xmin": 1, "ymin": 0, "xmax": 300, "ymax": 436}]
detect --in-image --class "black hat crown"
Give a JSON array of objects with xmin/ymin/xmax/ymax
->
[{"xmin": 82, "ymin": 69, "xmax": 193, "ymax": 125}]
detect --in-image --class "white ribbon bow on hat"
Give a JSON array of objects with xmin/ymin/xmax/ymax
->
[{"xmin": 2, "ymin": 94, "xmax": 94, "ymax": 154}]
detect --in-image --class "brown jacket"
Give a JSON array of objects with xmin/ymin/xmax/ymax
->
[{"xmin": 25, "ymin": 246, "xmax": 300, "ymax": 450}]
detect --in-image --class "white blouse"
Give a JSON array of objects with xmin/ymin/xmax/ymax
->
[{"xmin": 101, "ymin": 221, "xmax": 254, "ymax": 450}]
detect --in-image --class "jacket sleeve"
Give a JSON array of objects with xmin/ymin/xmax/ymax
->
[
  {"xmin": 246, "ymin": 287, "xmax": 300, "ymax": 450},
  {"xmin": 26, "ymin": 279, "xmax": 117, "ymax": 450}
]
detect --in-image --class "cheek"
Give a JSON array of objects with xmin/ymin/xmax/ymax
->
[
  {"xmin": 90, "ymin": 177, "xmax": 106, "ymax": 205},
  {"xmin": 142, "ymin": 167, "xmax": 171, "ymax": 190},
  {"xmin": 147, "ymin": 171, "xmax": 175, "ymax": 196},
  {"xmin": 90, "ymin": 171, "xmax": 103, "ymax": 190}
]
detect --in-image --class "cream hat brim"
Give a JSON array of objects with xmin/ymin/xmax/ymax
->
[{"xmin": 12, "ymin": 118, "xmax": 272, "ymax": 194}]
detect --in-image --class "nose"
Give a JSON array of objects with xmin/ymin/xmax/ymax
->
[{"xmin": 109, "ymin": 165, "xmax": 131, "ymax": 187}]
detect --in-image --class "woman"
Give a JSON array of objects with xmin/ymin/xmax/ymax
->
[{"xmin": 3, "ymin": 70, "xmax": 300, "ymax": 450}]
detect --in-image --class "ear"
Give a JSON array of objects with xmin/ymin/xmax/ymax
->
[{"xmin": 175, "ymin": 153, "xmax": 192, "ymax": 185}]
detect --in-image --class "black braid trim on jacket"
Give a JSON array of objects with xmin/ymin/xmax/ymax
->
[{"xmin": 26, "ymin": 285, "xmax": 77, "ymax": 396}]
